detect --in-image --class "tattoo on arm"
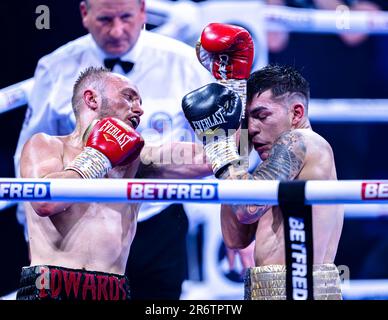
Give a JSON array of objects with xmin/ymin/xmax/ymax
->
[
  {"xmin": 253, "ymin": 130, "xmax": 306, "ymax": 181},
  {"xmin": 219, "ymin": 131, "xmax": 307, "ymax": 222}
]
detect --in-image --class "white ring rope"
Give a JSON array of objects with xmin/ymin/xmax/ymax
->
[
  {"xmin": 1, "ymin": 80, "xmax": 387, "ymax": 122},
  {"xmin": 264, "ymin": 4, "xmax": 388, "ymax": 34},
  {"xmin": 0, "ymin": 178, "xmax": 387, "ymax": 204},
  {"xmin": 147, "ymin": 0, "xmax": 388, "ymax": 34},
  {"xmin": 344, "ymin": 204, "xmax": 388, "ymax": 218},
  {"xmin": 341, "ymin": 280, "xmax": 388, "ymax": 300},
  {"xmin": 1, "ymin": 5, "xmax": 387, "ymax": 115},
  {"xmin": 3, "ymin": 196, "xmax": 388, "ymax": 218},
  {"xmin": 309, "ymin": 99, "xmax": 388, "ymax": 122},
  {"xmin": 0, "ymin": 78, "xmax": 33, "ymax": 114}
]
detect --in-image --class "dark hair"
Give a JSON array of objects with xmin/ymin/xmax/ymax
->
[
  {"xmin": 247, "ymin": 64, "xmax": 310, "ymax": 108},
  {"xmin": 71, "ymin": 66, "xmax": 111, "ymax": 117}
]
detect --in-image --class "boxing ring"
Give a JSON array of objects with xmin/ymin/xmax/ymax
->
[
  {"xmin": 1, "ymin": 2, "xmax": 388, "ymax": 300},
  {"xmin": 1, "ymin": 178, "xmax": 388, "ymax": 300}
]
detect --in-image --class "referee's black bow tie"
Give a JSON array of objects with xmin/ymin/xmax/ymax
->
[{"xmin": 104, "ymin": 58, "xmax": 134, "ymax": 73}]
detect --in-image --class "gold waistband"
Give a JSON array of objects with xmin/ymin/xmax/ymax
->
[{"xmin": 245, "ymin": 264, "xmax": 342, "ymax": 300}]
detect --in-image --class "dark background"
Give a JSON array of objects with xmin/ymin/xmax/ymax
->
[{"xmin": 0, "ymin": 0, "xmax": 388, "ymax": 296}]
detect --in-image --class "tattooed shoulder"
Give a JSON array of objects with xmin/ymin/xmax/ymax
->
[{"xmin": 253, "ymin": 130, "xmax": 307, "ymax": 181}]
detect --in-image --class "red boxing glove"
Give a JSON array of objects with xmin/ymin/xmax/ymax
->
[
  {"xmin": 196, "ymin": 23, "xmax": 254, "ymax": 80},
  {"xmin": 66, "ymin": 117, "xmax": 144, "ymax": 179},
  {"xmin": 86, "ymin": 117, "xmax": 143, "ymax": 166}
]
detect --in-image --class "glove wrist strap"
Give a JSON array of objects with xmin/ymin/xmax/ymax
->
[
  {"xmin": 65, "ymin": 147, "xmax": 112, "ymax": 179},
  {"xmin": 204, "ymin": 135, "xmax": 241, "ymax": 178}
]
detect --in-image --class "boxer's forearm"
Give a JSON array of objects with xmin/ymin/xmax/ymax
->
[
  {"xmin": 139, "ymin": 162, "xmax": 212, "ymax": 179},
  {"xmin": 219, "ymin": 131, "xmax": 306, "ymax": 222},
  {"xmin": 139, "ymin": 142, "xmax": 212, "ymax": 178},
  {"xmin": 31, "ymin": 170, "xmax": 80, "ymax": 217},
  {"xmin": 31, "ymin": 201, "xmax": 72, "ymax": 217},
  {"xmin": 221, "ymin": 204, "xmax": 257, "ymax": 249},
  {"xmin": 219, "ymin": 164, "xmax": 270, "ymax": 224}
]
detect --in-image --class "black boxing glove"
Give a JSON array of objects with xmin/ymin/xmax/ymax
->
[{"xmin": 182, "ymin": 83, "xmax": 243, "ymax": 177}]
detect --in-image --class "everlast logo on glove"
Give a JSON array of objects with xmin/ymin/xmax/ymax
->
[
  {"xmin": 98, "ymin": 119, "xmax": 134, "ymax": 151},
  {"xmin": 182, "ymin": 83, "xmax": 244, "ymax": 176},
  {"xmin": 182, "ymin": 83, "xmax": 242, "ymax": 137},
  {"xmin": 191, "ymin": 108, "xmax": 227, "ymax": 133}
]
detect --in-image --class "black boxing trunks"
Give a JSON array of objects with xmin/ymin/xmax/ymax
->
[{"xmin": 16, "ymin": 265, "xmax": 130, "ymax": 300}]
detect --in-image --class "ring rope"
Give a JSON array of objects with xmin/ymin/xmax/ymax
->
[
  {"xmin": 264, "ymin": 4, "xmax": 388, "ymax": 34},
  {"xmin": 147, "ymin": 1, "xmax": 388, "ymax": 34},
  {"xmin": 0, "ymin": 178, "xmax": 387, "ymax": 204}
]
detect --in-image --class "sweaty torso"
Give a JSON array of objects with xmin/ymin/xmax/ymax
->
[
  {"xmin": 254, "ymin": 129, "xmax": 344, "ymax": 266},
  {"xmin": 26, "ymin": 135, "xmax": 141, "ymax": 275}
]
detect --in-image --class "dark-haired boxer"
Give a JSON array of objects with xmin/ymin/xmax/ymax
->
[{"xmin": 182, "ymin": 63, "xmax": 344, "ymax": 300}]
